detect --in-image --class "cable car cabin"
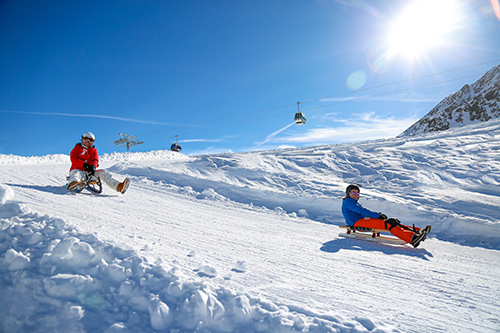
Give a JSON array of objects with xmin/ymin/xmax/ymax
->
[
  {"xmin": 294, "ymin": 101, "xmax": 306, "ymax": 125},
  {"xmin": 294, "ymin": 112, "xmax": 306, "ymax": 125},
  {"xmin": 170, "ymin": 143, "xmax": 182, "ymax": 152}
]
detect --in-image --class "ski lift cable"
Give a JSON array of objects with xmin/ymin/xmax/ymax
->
[
  {"xmin": 105, "ymin": 71, "xmax": 488, "ymax": 148},
  {"xmin": 127, "ymin": 59, "xmax": 500, "ymax": 140},
  {"xmin": 137, "ymin": 71, "xmax": 486, "ymax": 146},
  {"xmin": 99, "ymin": 60, "xmax": 499, "ymax": 148}
]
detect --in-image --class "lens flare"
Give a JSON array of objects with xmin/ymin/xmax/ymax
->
[
  {"xmin": 346, "ymin": 70, "xmax": 368, "ymax": 90},
  {"xmin": 491, "ymin": 0, "xmax": 500, "ymax": 20}
]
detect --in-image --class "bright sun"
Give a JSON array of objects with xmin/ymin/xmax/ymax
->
[{"xmin": 387, "ymin": 0, "xmax": 462, "ymax": 59}]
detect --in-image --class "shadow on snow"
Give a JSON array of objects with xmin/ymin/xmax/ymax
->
[
  {"xmin": 320, "ymin": 238, "xmax": 433, "ymax": 261},
  {"xmin": 6, "ymin": 183, "xmax": 115, "ymax": 197}
]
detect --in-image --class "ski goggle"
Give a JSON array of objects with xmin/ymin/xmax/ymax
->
[
  {"xmin": 83, "ymin": 137, "xmax": 95, "ymax": 142},
  {"xmin": 350, "ymin": 191, "xmax": 359, "ymax": 195}
]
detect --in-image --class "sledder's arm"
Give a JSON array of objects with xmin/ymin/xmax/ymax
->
[
  {"xmin": 342, "ymin": 198, "xmax": 380, "ymax": 226},
  {"xmin": 349, "ymin": 200, "xmax": 379, "ymax": 218},
  {"xmin": 88, "ymin": 148, "xmax": 99, "ymax": 169},
  {"xmin": 70, "ymin": 146, "xmax": 86, "ymax": 170}
]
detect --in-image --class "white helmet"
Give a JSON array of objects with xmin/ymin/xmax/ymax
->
[{"xmin": 81, "ymin": 132, "xmax": 95, "ymax": 141}]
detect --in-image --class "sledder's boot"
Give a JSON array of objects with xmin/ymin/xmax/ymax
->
[
  {"xmin": 411, "ymin": 226, "xmax": 431, "ymax": 248},
  {"xmin": 419, "ymin": 225, "xmax": 432, "ymax": 242},
  {"xmin": 117, "ymin": 178, "xmax": 130, "ymax": 194},
  {"xmin": 410, "ymin": 233, "xmax": 425, "ymax": 248},
  {"xmin": 67, "ymin": 180, "xmax": 86, "ymax": 191}
]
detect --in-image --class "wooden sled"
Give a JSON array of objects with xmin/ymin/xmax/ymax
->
[{"xmin": 338, "ymin": 226, "xmax": 408, "ymax": 245}]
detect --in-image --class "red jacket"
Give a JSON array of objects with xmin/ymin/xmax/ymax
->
[{"xmin": 70, "ymin": 143, "xmax": 99, "ymax": 171}]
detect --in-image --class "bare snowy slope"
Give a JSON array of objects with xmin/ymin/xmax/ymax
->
[
  {"xmin": 1, "ymin": 120, "xmax": 500, "ymax": 332},
  {"xmin": 401, "ymin": 64, "xmax": 500, "ymax": 136}
]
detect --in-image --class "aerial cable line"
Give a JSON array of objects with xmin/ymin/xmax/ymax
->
[
  {"xmin": 98, "ymin": 60, "xmax": 499, "ymax": 148},
  {"xmin": 131, "ymin": 59, "xmax": 500, "ymax": 140},
  {"xmin": 140, "ymin": 71, "xmax": 486, "ymax": 145}
]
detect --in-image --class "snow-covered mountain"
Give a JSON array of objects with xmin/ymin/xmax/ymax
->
[
  {"xmin": 400, "ymin": 64, "xmax": 500, "ymax": 137},
  {"xmin": 1, "ymin": 120, "xmax": 500, "ymax": 332}
]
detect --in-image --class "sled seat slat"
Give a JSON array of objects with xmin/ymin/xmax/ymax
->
[{"xmin": 339, "ymin": 226, "xmax": 386, "ymax": 233}]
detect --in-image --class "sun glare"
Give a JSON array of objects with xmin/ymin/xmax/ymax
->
[{"xmin": 387, "ymin": 0, "xmax": 462, "ymax": 59}]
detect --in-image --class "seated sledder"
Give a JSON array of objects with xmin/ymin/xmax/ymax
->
[
  {"xmin": 341, "ymin": 184, "xmax": 431, "ymax": 248},
  {"xmin": 67, "ymin": 132, "xmax": 130, "ymax": 194}
]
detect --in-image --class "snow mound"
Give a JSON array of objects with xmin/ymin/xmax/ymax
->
[
  {"xmin": 0, "ymin": 153, "xmax": 69, "ymax": 165},
  {"xmin": 101, "ymin": 149, "xmax": 192, "ymax": 163},
  {"xmin": 0, "ymin": 150, "xmax": 189, "ymax": 166},
  {"xmin": 0, "ymin": 184, "xmax": 14, "ymax": 205}
]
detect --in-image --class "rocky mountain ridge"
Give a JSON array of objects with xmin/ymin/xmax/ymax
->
[{"xmin": 400, "ymin": 64, "xmax": 500, "ymax": 137}]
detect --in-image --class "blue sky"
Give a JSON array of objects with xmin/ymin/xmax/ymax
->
[{"xmin": 1, "ymin": 0, "xmax": 499, "ymax": 156}]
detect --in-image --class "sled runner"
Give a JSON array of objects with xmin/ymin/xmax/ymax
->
[
  {"xmin": 66, "ymin": 174, "xmax": 103, "ymax": 194},
  {"xmin": 338, "ymin": 226, "xmax": 407, "ymax": 245}
]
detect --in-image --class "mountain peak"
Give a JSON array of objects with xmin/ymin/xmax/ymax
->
[{"xmin": 400, "ymin": 64, "xmax": 500, "ymax": 137}]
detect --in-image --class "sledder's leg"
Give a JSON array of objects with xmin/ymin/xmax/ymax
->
[
  {"xmin": 95, "ymin": 169, "xmax": 129, "ymax": 194},
  {"xmin": 67, "ymin": 169, "xmax": 86, "ymax": 191},
  {"xmin": 95, "ymin": 169, "xmax": 120, "ymax": 191},
  {"xmin": 353, "ymin": 218, "xmax": 415, "ymax": 243}
]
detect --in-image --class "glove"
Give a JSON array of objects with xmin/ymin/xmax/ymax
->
[
  {"xmin": 83, "ymin": 163, "xmax": 96, "ymax": 175},
  {"xmin": 379, "ymin": 213, "xmax": 388, "ymax": 220}
]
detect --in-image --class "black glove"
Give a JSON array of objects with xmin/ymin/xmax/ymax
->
[
  {"xmin": 83, "ymin": 163, "xmax": 96, "ymax": 175},
  {"xmin": 379, "ymin": 213, "xmax": 388, "ymax": 220}
]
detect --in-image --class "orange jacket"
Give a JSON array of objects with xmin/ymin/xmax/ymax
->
[{"xmin": 70, "ymin": 143, "xmax": 99, "ymax": 171}]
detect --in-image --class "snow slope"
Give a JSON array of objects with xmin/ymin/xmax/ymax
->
[{"xmin": 1, "ymin": 120, "xmax": 500, "ymax": 332}]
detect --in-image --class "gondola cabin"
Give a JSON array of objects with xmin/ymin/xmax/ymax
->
[
  {"xmin": 294, "ymin": 112, "xmax": 306, "ymax": 125},
  {"xmin": 294, "ymin": 101, "xmax": 306, "ymax": 125},
  {"xmin": 170, "ymin": 143, "xmax": 182, "ymax": 152},
  {"xmin": 170, "ymin": 135, "xmax": 182, "ymax": 152}
]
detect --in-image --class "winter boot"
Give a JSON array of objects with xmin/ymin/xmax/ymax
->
[
  {"xmin": 117, "ymin": 178, "xmax": 130, "ymax": 194},
  {"xmin": 419, "ymin": 225, "xmax": 432, "ymax": 242},
  {"xmin": 410, "ymin": 233, "xmax": 425, "ymax": 248},
  {"xmin": 410, "ymin": 226, "xmax": 431, "ymax": 248},
  {"xmin": 67, "ymin": 180, "xmax": 86, "ymax": 191}
]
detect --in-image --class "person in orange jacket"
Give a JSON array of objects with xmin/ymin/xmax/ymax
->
[
  {"xmin": 67, "ymin": 132, "xmax": 130, "ymax": 194},
  {"xmin": 341, "ymin": 184, "xmax": 430, "ymax": 248}
]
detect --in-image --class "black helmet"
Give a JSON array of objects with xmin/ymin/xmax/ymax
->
[{"xmin": 345, "ymin": 184, "xmax": 360, "ymax": 197}]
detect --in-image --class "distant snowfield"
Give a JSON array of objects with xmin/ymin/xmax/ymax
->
[{"xmin": 1, "ymin": 120, "xmax": 500, "ymax": 332}]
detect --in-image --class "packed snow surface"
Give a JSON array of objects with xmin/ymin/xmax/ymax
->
[{"xmin": 1, "ymin": 120, "xmax": 500, "ymax": 332}]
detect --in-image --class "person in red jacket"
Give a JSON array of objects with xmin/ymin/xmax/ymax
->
[{"xmin": 67, "ymin": 132, "xmax": 130, "ymax": 194}]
